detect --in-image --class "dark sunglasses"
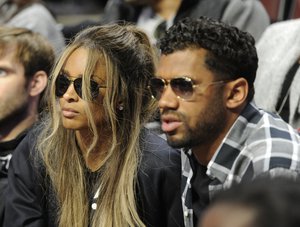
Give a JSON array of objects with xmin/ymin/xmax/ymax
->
[
  {"xmin": 148, "ymin": 77, "xmax": 227, "ymax": 101},
  {"xmin": 55, "ymin": 74, "xmax": 106, "ymax": 100}
]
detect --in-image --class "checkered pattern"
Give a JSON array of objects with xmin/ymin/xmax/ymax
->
[{"xmin": 181, "ymin": 102, "xmax": 300, "ymax": 227}]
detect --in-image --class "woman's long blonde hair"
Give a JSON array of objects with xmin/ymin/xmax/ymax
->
[{"xmin": 38, "ymin": 23, "xmax": 157, "ymax": 227}]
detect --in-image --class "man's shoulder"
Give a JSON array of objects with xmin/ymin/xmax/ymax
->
[
  {"xmin": 226, "ymin": 103, "xmax": 299, "ymax": 150},
  {"xmin": 243, "ymin": 107, "xmax": 299, "ymax": 151},
  {"xmin": 239, "ymin": 112, "xmax": 300, "ymax": 174},
  {"xmin": 238, "ymin": 103, "xmax": 299, "ymax": 143},
  {"xmin": 248, "ymin": 109, "xmax": 300, "ymax": 142},
  {"xmin": 212, "ymin": 105, "xmax": 300, "ymax": 182}
]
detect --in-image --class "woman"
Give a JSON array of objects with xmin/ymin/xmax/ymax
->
[{"xmin": 4, "ymin": 23, "xmax": 183, "ymax": 227}]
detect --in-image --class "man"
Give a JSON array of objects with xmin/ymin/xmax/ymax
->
[
  {"xmin": 148, "ymin": 17, "xmax": 300, "ymax": 226},
  {"xmin": 63, "ymin": 0, "xmax": 270, "ymax": 43},
  {"xmin": 0, "ymin": 26, "xmax": 55, "ymax": 224}
]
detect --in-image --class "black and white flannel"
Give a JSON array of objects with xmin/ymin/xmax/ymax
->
[{"xmin": 181, "ymin": 102, "xmax": 300, "ymax": 227}]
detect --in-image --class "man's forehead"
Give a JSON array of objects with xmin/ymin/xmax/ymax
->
[{"xmin": 0, "ymin": 45, "xmax": 20, "ymax": 62}]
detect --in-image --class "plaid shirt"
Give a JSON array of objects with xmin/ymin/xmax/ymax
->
[{"xmin": 181, "ymin": 102, "xmax": 300, "ymax": 227}]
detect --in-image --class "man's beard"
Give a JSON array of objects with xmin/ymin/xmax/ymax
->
[
  {"xmin": 0, "ymin": 92, "xmax": 29, "ymax": 129},
  {"xmin": 166, "ymin": 91, "xmax": 227, "ymax": 149}
]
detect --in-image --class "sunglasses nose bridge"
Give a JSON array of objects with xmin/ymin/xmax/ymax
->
[
  {"xmin": 166, "ymin": 78, "xmax": 195, "ymax": 101},
  {"xmin": 166, "ymin": 79, "xmax": 181, "ymax": 98},
  {"xmin": 158, "ymin": 79, "xmax": 170, "ymax": 98},
  {"xmin": 65, "ymin": 78, "xmax": 74, "ymax": 91},
  {"xmin": 63, "ymin": 78, "xmax": 79, "ymax": 98},
  {"xmin": 159, "ymin": 79, "xmax": 178, "ymax": 100},
  {"xmin": 158, "ymin": 79, "xmax": 172, "ymax": 92}
]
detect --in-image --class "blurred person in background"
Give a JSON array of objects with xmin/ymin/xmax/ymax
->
[
  {"xmin": 0, "ymin": 0, "xmax": 65, "ymax": 55},
  {"xmin": 0, "ymin": 26, "xmax": 55, "ymax": 225},
  {"xmin": 199, "ymin": 177, "xmax": 300, "ymax": 227},
  {"xmin": 63, "ymin": 0, "xmax": 270, "ymax": 44},
  {"xmin": 254, "ymin": 18, "xmax": 300, "ymax": 130}
]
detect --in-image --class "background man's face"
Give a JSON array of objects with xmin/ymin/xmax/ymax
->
[{"xmin": 0, "ymin": 45, "xmax": 30, "ymax": 125}]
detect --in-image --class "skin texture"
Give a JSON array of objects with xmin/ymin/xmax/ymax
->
[
  {"xmin": 156, "ymin": 48, "xmax": 229, "ymax": 164},
  {"xmin": 58, "ymin": 47, "xmax": 111, "ymax": 171},
  {"xmin": 0, "ymin": 46, "xmax": 28, "ymax": 122},
  {"xmin": 58, "ymin": 47, "xmax": 107, "ymax": 131},
  {"xmin": 0, "ymin": 45, "xmax": 32, "ymax": 141}
]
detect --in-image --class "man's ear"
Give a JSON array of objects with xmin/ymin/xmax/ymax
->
[
  {"xmin": 28, "ymin": 70, "xmax": 48, "ymax": 96},
  {"xmin": 225, "ymin": 77, "xmax": 248, "ymax": 109}
]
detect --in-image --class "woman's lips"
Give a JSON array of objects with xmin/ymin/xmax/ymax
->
[{"xmin": 62, "ymin": 108, "xmax": 79, "ymax": 118}]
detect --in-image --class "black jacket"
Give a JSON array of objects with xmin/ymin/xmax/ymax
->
[
  {"xmin": 0, "ymin": 130, "xmax": 28, "ymax": 226},
  {"xmin": 3, "ymin": 127, "xmax": 184, "ymax": 227}
]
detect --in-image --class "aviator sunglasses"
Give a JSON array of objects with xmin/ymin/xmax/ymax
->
[
  {"xmin": 55, "ymin": 73, "xmax": 106, "ymax": 99},
  {"xmin": 148, "ymin": 77, "xmax": 227, "ymax": 101}
]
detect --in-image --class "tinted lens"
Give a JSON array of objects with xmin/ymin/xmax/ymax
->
[
  {"xmin": 55, "ymin": 74, "xmax": 100, "ymax": 99},
  {"xmin": 73, "ymin": 79, "xmax": 99, "ymax": 99},
  {"xmin": 90, "ymin": 80, "xmax": 100, "ymax": 99},
  {"xmin": 149, "ymin": 78, "xmax": 166, "ymax": 99},
  {"xmin": 170, "ymin": 78, "xmax": 194, "ymax": 99},
  {"xmin": 55, "ymin": 74, "xmax": 70, "ymax": 97},
  {"xmin": 73, "ymin": 78, "xmax": 83, "ymax": 98}
]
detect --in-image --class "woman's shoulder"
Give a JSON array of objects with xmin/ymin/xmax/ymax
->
[
  {"xmin": 137, "ymin": 128, "xmax": 184, "ymax": 227},
  {"xmin": 139, "ymin": 128, "xmax": 181, "ymax": 169}
]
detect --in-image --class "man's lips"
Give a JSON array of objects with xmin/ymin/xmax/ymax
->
[{"xmin": 161, "ymin": 116, "xmax": 182, "ymax": 133}]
